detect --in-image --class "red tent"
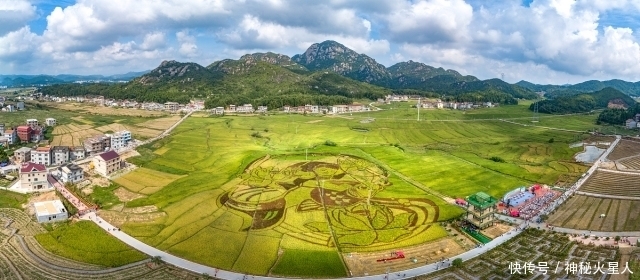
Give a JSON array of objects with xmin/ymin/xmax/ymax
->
[
  {"xmin": 510, "ymin": 210, "xmax": 520, "ymax": 217},
  {"xmin": 455, "ymin": 198, "xmax": 467, "ymax": 205}
]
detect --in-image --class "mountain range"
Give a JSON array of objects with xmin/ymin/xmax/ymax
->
[
  {"xmin": 516, "ymin": 79, "xmax": 640, "ymax": 97},
  {"xmin": 37, "ymin": 40, "xmax": 637, "ymax": 109},
  {"xmin": 0, "ymin": 71, "xmax": 150, "ymax": 86}
]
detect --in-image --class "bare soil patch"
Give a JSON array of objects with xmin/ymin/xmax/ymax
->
[
  {"xmin": 114, "ymin": 187, "xmax": 146, "ymax": 202},
  {"xmin": 343, "ymin": 237, "xmax": 464, "ymax": 276}
]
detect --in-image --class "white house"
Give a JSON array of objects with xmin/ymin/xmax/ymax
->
[
  {"xmin": 55, "ymin": 163, "xmax": 84, "ymax": 184},
  {"xmin": 70, "ymin": 146, "xmax": 86, "ymax": 160},
  {"xmin": 237, "ymin": 104, "xmax": 254, "ymax": 113},
  {"xmin": 30, "ymin": 147, "xmax": 51, "ymax": 166},
  {"xmin": 3, "ymin": 129, "xmax": 17, "ymax": 145},
  {"xmin": 106, "ymin": 130, "xmax": 132, "ymax": 149},
  {"xmin": 51, "ymin": 146, "xmax": 70, "ymax": 165},
  {"xmin": 16, "ymin": 101, "xmax": 24, "ymax": 110},
  {"xmin": 45, "ymin": 118, "xmax": 56, "ymax": 126},
  {"xmin": 26, "ymin": 119, "xmax": 38, "ymax": 127},
  {"xmin": 34, "ymin": 200, "xmax": 68, "ymax": 223},
  {"xmin": 214, "ymin": 107, "xmax": 224, "ymax": 115},
  {"xmin": 19, "ymin": 162, "xmax": 50, "ymax": 191},
  {"xmin": 92, "ymin": 150, "xmax": 122, "ymax": 176}
]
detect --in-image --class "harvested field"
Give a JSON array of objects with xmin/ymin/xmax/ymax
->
[
  {"xmin": 548, "ymin": 195, "xmax": 640, "ymax": 231},
  {"xmin": 608, "ymin": 139, "xmax": 640, "ymax": 161},
  {"xmin": 127, "ymin": 127, "xmax": 163, "ymax": 139},
  {"xmin": 95, "ymin": 123, "xmax": 129, "ymax": 133},
  {"xmin": 51, "ymin": 103, "xmax": 169, "ymax": 117},
  {"xmin": 618, "ymin": 156, "xmax": 640, "ymax": 170},
  {"xmin": 343, "ymin": 237, "xmax": 464, "ymax": 277},
  {"xmin": 134, "ymin": 116, "xmax": 181, "ymax": 130},
  {"xmin": 114, "ymin": 187, "xmax": 146, "ymax": 202},
  {"xmin": 114, "ymin": 168, "xmax": 185, "ymax": 194},
  {"xmin": 579, "ymin": 169, "xmax": 640, "ymax": 197}
]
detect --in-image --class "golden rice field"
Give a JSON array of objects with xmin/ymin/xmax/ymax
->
[{"xmin": 114, "ymin": 167, "xmax": 186, "ymax": 194}]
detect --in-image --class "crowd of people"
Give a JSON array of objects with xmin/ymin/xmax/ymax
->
[{"xmin": 517, "ymin": 190, "xmax": 558, "ymax": 220}]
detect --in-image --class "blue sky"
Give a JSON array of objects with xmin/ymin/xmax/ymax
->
[{"xmin": 1, "ymin": 0, "xmax": 640, "ymax": 84}]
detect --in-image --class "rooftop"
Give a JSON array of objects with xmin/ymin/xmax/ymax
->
[
  {"xmin": 34, "ymin": 200, "xmax": 66, "ymax": 216},
  {"xmin": 466, "ymin": 192, "xmax": 498, "ymax": 210},
  {"xmin": 97, "ymin": 150, "xmax": 120, "ymax": 161},
  {"xmin": 15, "ymin": 147, "xmax": 32, "ymax": 153},
  {"xmin": 20, "ymin": 162, "xmax": 46, "ymax": 173}
]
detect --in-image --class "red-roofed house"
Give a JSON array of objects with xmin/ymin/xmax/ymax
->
[
  {"xmin": 92, "ymin": 150, "xmax": 122, "ymax": 176},
  {"xmin": 19, "ymin": 162, "xmax": 50, "ymax": 191}
]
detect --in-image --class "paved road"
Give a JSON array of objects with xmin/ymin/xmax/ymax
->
[{"xmin": 82, "ymin": 211, "xmax": 527, "ymax": 280}]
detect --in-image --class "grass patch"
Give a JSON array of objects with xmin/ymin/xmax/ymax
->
[
  {"xmin": 271, "ymin": 249, "xmax": 347, "ymax": 278},
  {"xmin": 35, "ymin": 221, "xmax": 146, "ymax": 267},
  {"xmin": 0, "ymin": 189, "xmax": 27, "ymax": 208},
  {"xmin": 89, "ymin": 183, "xmax": 121, "ymax": 209}
]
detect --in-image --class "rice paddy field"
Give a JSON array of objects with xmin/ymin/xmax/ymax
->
[
  {"xmin": 547, "ymin": 195, "xmax": 640, "ymax": 231},
  {"xmin": 98, "ymin": 103, "xmax": 605, "ymax": 277}
]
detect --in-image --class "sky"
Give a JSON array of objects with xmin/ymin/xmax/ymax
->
[{"xmin": 1, "ymin": 0, "xmax": 640, "ymax": 84}]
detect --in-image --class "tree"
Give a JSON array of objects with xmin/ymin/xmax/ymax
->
[
  {"xmin": 615, "ymin": 236, "xmax": 621, "ymax": 242},
  {"xmin": 548, "ymin": 138, "xmax": 555, "ymax": 143},
  {"xmin": 452, "ymin": 258, "xmax": 463, "ymax": 268},
  {"xmin": 151, "ymin": 256, "xmax": 163, "ymax": 265},
  {"xmin": 0, "ymin": 147, "xmax": 8, "ymax": 163}
]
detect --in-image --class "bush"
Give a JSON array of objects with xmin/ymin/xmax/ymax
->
[
  {"xmin": 548, "ymin": 138, "xmax": 555, "ymax": 143},
  {"xmin": 452, "ymin": 258, "xmax": 463, "ymax": 268},
  {"xmin": 251, "ymin": 132, "xmax": 263, "ymax": 138},
  {"xmin": 489, "ymin": 156, "xmax": 505, "ymax": 163},
  {"xmin": 324, "ymin": 140, "xmax": 337, "ymax": 146}
]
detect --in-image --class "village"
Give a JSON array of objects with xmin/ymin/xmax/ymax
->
[{"xmin": 0, "ymin": 117, "xmax": 133, "ymax": 224}]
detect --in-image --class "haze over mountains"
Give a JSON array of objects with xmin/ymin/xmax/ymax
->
[{"xmin": 34, "ymin": 41, "xmax": 640, "ymax": 108}]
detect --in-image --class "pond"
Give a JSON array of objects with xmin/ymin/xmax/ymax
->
[{"xmin": 574, "ymin": 145, "xmax": 606, "ymax": 163}]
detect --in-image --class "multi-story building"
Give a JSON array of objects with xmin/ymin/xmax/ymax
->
[
  {"xmin": 164, "ymin": 102, "xmax": 179, "ymax": 111},
  {"xmin": 16, "ymin": 125, "xmax": 33, "ymax": 143},
  {"xmin": 465, "ymin": 192, "xmax": 498, "ymax": 229},
  {"xmin": 214, "ymin": 107, "xmax": 224, "ymax": 115},
  {"xmin": 30, "ymin": 147, "xmax": 52, "ymax": 166},
  {"xmin": 14, "ymin": 147, "xmax": 32, "ymax": 163},
  {"xmin": 106, "ymin": 130, "xmax": 131, "ymax": 149},
  {"xmin": 26, "ymin": 119, "xmax": 38, "ymax": 127},
  {"xmin": 92, "ymin": 150, "xmax": 122, "ymax": 176},
  {"xmin": 16, "ymin": 101, "xmax": 24, "ymax": 110},
  {"xmin": 31, "ymin": 126, "xmax": 44, "ymax": 143},
  {"xmin": 83, "ymin": 135, "xmax": 111, "ymax": 155},
  {"xmin": 237, "ymin": 104, "xmax": 254, "ymax": 113},
  {"xmin": 34, "ymin": 200, "xmax": 68, "ymax": 223},
  {"xmin": 3, "ymin": 129, "xmax": 17, "ymax": 145},
  {"xmin": 70, "ymin": 146, "xmax": 86, "ymax": 160},
  {"xmin": 0, "ymin": 123, "xmax": 4, "ymax": 132},
  {"xmin": 51, "ymin": 146, "xmax": 70, "ymax": 165},
  {"xmin": 55, "ymin": 163, "xmax": 84, "ymax": 184},
  {"xmin": 45, "ymin": 118, "xmax": 56, "ymax": 126},
  {"xmin": 19, "ymin": 162, "xmax": 49, "ymax": 191}
]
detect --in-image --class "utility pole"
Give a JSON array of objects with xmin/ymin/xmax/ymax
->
[
  {"xmin": 305, "ymin": 148, "xmax": 308, "ymax": 161},
  {"xmin": 417, "ymin": 97, "xmax": 421, "ymax": 121}
]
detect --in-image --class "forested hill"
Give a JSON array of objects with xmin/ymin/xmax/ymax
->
[
  {"xmin": 532, "ymin": 87, "xmax": 636, "ymax": 114},
  {"xmin": 517, "ymin": 79, "xmax": 640, "ymax": 97},
  {"xmin": 40, "ymin": 40, "xmax": 540, "ymax": 108}
]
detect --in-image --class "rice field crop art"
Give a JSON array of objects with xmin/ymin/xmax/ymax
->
[{"xmin": 218, "ymin": 154, "xmax": 440, "ymax": 252}]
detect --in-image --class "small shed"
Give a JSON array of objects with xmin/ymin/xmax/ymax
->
[{"xmin": 34, "ymin": 200, "xmax": 68, "ymax": 223}]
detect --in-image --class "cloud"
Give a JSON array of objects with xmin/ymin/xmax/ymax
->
[
  {"xmin": 140, "ymin": 32, "xmax": 166, "ymax": 51},
  {"xmin": 177, "ymin": 30, "xmax": 198, "ymax": 58},
  {"xmin": 383, "ymin": 0, "xmax": 473, "ymax": 45},
  {"xmin": 0, "ymin": 0, "xmax": 36, "ymax": 35},
  {"xmin": 0, "ymin": 26, "xmax": 40, "ymax": 61}
]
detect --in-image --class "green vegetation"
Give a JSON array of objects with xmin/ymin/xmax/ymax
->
[
  {"xmin": 89, "ymin": 183, "xmax": 122, "ymax": 209},
  {"xmin": 85, "ymin": 102, "xmax": 606, "ymax": 276},
  {"xmin": 533, "ymin": 87, "xmax": 635, "ymax": 114},
  {"xmin": 42, "ymin": 41, "xmax": 538, "ymax": 108},
  {"xmin": 452, "ymin": 258, "xmax": 463, "ymax": 268},
  {"xmin": 598, "ymin": 103, "xmax": 640, "ymax": 125},
  {"xmin": 271, "ymin": 250, "xmax": 347, "ymax": 277},
  {"xmin": 0, "ymin": 190, "xmax": 27, "ymax": 208},
  {"xmin": 35, "ymin": 221, "xmax": 146, "ymax": 267}
]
